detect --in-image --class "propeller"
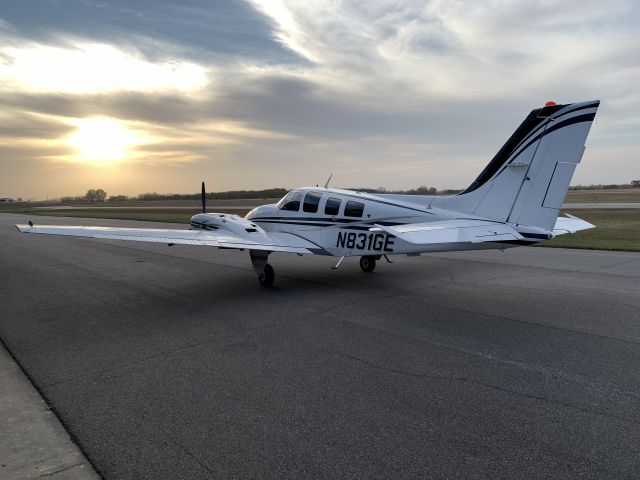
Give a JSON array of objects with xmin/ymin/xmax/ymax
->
[{"xmin": 201, "ymin": 181, "xmax": 206, "ymax": 213}]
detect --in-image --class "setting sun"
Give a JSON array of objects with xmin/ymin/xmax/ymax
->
[{"xmin": 68, "ymin": 118, "xmax": 137, "ymax": 163}]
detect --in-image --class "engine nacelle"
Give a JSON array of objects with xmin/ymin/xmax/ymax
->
[{"xmin": 190, "ymin": 213, "xmax": 265, "ymax": 236}]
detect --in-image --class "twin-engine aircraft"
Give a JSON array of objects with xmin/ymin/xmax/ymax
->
[{"xmin": 17, "ymin": 100, "xmax": 599, "ymax": 286}]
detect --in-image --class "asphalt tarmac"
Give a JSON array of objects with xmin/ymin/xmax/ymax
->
[{"xmin": 1, "ymin": 213, "xmax": 639, "ymax": 480}]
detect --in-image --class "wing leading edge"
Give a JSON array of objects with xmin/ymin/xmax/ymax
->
[{"xmin": 15, "ymin": 224, "xmax": 321, "ymax": 254}]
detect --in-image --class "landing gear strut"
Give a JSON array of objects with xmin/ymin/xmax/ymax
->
[
  {"xmin": 359, "ymin": 255, "xmax": 377, "ymax": 273},
  {"xmin": 250, "ymin": 250, "xmax": 275, "ymax": 287}
]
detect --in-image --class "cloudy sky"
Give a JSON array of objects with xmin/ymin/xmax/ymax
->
[{"xmin": 1, "ymin": 0, "xmax": 638, "ymax": 199}]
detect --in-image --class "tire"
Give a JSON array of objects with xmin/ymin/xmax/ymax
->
[
  {"xmin": 359, "ymin": 256, "xmax": 376, "ymax": 273},
  {"xmin": 258, "ymin": 263, "xmax": 275, "ymax": 286}
]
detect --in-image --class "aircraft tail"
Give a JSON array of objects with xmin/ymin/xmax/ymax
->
[{"xmin": 431, "ymin": 100, "xmax": 600, "ymax": 231}]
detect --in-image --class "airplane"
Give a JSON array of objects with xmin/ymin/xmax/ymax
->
[{"xmin": 16, "ymin": 100, "xmax": 600, "ymax": 287}]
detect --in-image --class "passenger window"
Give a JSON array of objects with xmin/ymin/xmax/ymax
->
[
  {"xmin": 344, "ymin": 200, "xmax": 364, "ymax": 217},
  {"xmin": 303, "ymin": 192, "xmax": 322, "ymax": 213},
  {"xmin": 324, "ymin": 197, "xmax": 341, "ymax": 215},
  {"xmin": 280, "ymin": 191, "xmax": 303, "ymax": 211}
]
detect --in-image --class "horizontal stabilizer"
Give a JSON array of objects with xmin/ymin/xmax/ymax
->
[
  {"xmin": 373, "ymin": 219, "xmax": 523, "ymax": 245},
  {"xmin": 552, "ymin": 214, "xmax": 595, "ymax": 236}
]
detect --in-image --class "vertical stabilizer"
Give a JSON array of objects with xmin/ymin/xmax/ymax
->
[{"xmin": 431, "ymin": 100, "xmax": 599, "ymax": 231}]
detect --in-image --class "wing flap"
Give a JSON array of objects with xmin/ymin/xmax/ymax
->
[
  {"xmin": 374, "ymin": 219, "xmax": 523, "ymax": 245},
  {"xmin": 15, "ymin": 224, "xmax": 318, "ymax": 254}
]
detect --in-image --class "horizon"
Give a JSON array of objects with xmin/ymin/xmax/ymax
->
[
  {"xmin": 2, "ymin": 1, "xmax": 639, "ymax": 198},
  {"xmin": 7, "ymin": 181, "xmax": 639, "ymax": 204}
]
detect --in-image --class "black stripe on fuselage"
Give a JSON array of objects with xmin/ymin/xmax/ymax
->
[
  {"xmin": 252, "ymin": 216, "xmax": 358, "ymax": 223},
  {"xmin": 342, "ymin": 225, "xmax": 373, "ymax": 231},
  {"xmin": 252, "ymin": 218, "xmax": 404, "ymax": 229},
  {"xmin": 252, "ymin": 216, "xmax": 404, "ymax": 224},
  {"xmin": 519, "ymin": 232, "xmax": 550, "ymax": 239},
  {"xmin": 253, "ymin": 220, "xmax": 334, "ymax": 228},
  {"xmin": 489, "ymin": 239, "xmax": 539, "ymax": 246}
]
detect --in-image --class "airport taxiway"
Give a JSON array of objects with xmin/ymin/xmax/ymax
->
[{"xmin": 1, "ymin": 213, "xmax": 639, "ymax": 479}]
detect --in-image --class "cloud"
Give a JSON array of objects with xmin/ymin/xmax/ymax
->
[
  {"xmin": 1, "ymin": 1, "xmax": 639, "ymax": 198},
  {"xmin": 0, "ymin": 112, "xmax": 75, "ymax": 139},
  {"xmin": 247, "ymin": 0, "xmax": 638, "ymax": 101}
]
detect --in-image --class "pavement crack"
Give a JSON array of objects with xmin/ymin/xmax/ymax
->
[
  {"xmin": 166, "ymin": 437, "xmax": 217, "ymax": 478},
  {"xmin": 38, "ymin": 463, "xmax": 83, "ymax": 477},
  {"xmin": 340, "ymin": 353, "xmax": 640, "ymax": 425}
]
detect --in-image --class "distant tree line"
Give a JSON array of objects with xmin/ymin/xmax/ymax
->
[
  {"xmin": 135, "ymin": 188, "xmax": 290, "ymax": 201},
  {"xmin": 132, "ymin": 186, "xmax": 462, "ymax": 200},
  {"xmin": 569, "ymin": 181, "xmax": 639, "ymax": 190},
  {"xmin": 353, "ymin": 186, "xmax": 463, "ymax": 195},
  {"xmin": 52, "ymin": 180, "xmax": 639, "ymax": 204},
  {"xmin": 57, "ymin": 188, "xmax": 290, "ymax": 204},
  {"xmin": 61, "ymin": 189, "xmax": 107, "ymax": 203}
]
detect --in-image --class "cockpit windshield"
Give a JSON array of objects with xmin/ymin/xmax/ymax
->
[{"xmin": 277, "ymin": 190, "xmax": 303, "ymax": 211}]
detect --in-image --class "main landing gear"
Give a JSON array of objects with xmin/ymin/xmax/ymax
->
[
  {"xmin": 250, "ymin": 250, "xmax": 275, "ymax": 287},
  {"xmin": 259, "ymin": 264, "xmax": 275, "ymax": 286},
  {"xmin": 359, "ymin": 255, "xmax": 377, "ymax": 273},
  {"xmin": 358, "ymin": 255, "xmax": 392, "ymax": 272}
]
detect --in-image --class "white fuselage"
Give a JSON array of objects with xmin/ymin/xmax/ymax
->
[{"xmin": 245, "ymin": 187, "xmax": 529, "ymax": 257}]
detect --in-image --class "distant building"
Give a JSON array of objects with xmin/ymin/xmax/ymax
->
[{"xmin": 0, "ymin": 198, "xmax": 15, "ymax": 203}]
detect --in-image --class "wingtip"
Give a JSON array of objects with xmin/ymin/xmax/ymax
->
[{"xmin": 564, "ymin": 213, "xmax": 595, "ymax": 228}]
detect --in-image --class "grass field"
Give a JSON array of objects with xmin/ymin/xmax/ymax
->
[
  {"xmin": 539, "ymin": 209, "xmax": 639, "ymax": 252},
  {"xmin": 564, "ymin": 188, "xmax": 640, "ymax": 203},
  {"xmin": 0, "ymin": 199, "xmax": 277, "ymax": 223}
]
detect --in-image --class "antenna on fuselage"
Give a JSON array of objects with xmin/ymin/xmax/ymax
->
[{"xmin": 324, "ymin": 173, "xmax": 333, "ymax": 189}]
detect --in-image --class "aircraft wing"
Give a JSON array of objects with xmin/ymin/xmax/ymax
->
[
  {"xmin": 552, "ymin": 214, "xmax": 595, "ymax": 236},
  {"xmin": 15, "ymin": 223, "xmax": 321, "ymax": 254},
  {"xmin": 373, "ymin": 219, "xmax": 524, "ymax": 244}
]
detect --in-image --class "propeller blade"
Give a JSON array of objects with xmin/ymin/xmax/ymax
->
[{"xmin": 201, "ymin": 181, "xmax": 206, "ymax": 213}]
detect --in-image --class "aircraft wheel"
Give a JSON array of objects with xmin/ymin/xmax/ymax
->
[
  {"xmin": 359, "ymin": 256, "xmax": 376, "ymax": 273},
  {"xmin": 258, "ymin": 263, "xmax": 275, "ymax": 286}
]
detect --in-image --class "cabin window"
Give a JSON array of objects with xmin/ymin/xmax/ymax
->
[
  {"xmin": 324, "ymin": 197, "xmax": 341, "ymax": 215},
  {"xmin": 303, "ymin": 192, "xmax": 323, "ymax": 213},
  {"xmin": 279, "ymin": 191, "xmax": 303, "ymax": 211},
  {"xmin": 344, "ymin": 200, "xmax": 364, "ymax": 217}
]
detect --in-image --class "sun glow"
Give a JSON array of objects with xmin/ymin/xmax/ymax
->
[
  {"xmin": 1, "ymin": 43, "xmax": 208, "ymax": 93},
  {"xmin": 68, "ymin": 118, "xmax": 138, "ymax": 164}
]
